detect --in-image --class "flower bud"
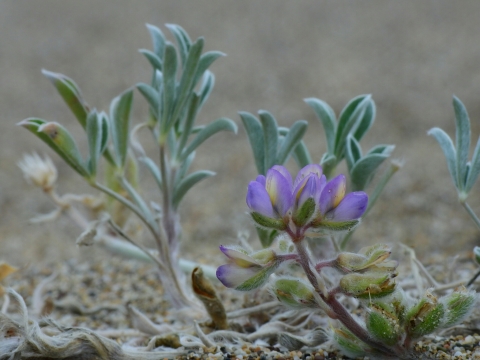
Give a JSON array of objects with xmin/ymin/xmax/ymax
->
[
  {"xmin": 406, "ymin": 292, "xmax": 445, "ymax": 338},
  {"xmin": 336, "ymin": 244, "xmax": 397, "ymax": 273},
  {"xmin": 366, "ymin": 303, "xmax": 403, "ymax": 346},
  {"xmin": 271, "ymin": 278, "xmax": 318, "ymax": 309},
  {"xmin": 441, "ymin": 287, "xmax": 476, "ymax": 327},
  {"xmin": 331, "ymin": 326, "xmax": 370, "ymax": 359},
  {"xmin": 339, "ymin": 271, "xmax": 396, "ymax": 298}
]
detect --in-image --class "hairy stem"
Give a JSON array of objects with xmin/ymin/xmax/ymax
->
[{"xmin": 294, "ymin": 240, "xmax": 396, "ymax": 357}]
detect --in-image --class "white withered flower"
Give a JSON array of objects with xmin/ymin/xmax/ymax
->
[{"xmin": 18, "ymin": 153, "xmax": 58, "ymax": 190}]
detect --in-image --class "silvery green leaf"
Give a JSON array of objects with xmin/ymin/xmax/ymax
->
[
  {"xmin": 139, "ymin": 156, "xmax": 162, "ymax": 190},
  {"xmin": 198, "ymin": 71, "xmax": 215, "ymax": 108},
  {"xmin": 180, "ymin": 118, "xmax": 237, "ymax": 162},
  {"xmin": 175, "ymin": 151, "xmax": 195, "ymax": 185},
  {"xmin": 465, "ymin": 135, "xmax": 480, "ymax": 193},
  {"xmin": 258, "ymin": 110, "xmax": 279, "ymax": 170},
  {"xmin": 121, "ymin": 177, "xmax": 154, "ymax": 224},
  {"xmin": 42, "ymin": 70, "xmax": 89, "ymax": 129},
  {"xmin": 335, "ymin": 95, "xmax": 371, "ymax": 160},
  {"xmin": 345, "ymin": 135, "xmax": 362, "ymax": 172},
  {"xmin": 19, "ymin": 118, "xmax": 89, "ymax": 177},
  {"xmin": 366, "ymin": 144, "xmax": 395, "ymax": 156},
  {"xmin": 166, "ymin": 24, "xmax": 191, "ymax": 66},
  {"xmin": 170, "ymin": 38, "xmax": 204, "ymax": 130},
  {"xmin": 353, "ymin": 99, "xmax": 376, "ymax": 142},
  {"xmin": 98, "ymin": 112, "xmax": 109, "ymax": 155},
  {"xmin": 139, "ymin": 49, "xmax": 162, "ymax": 71},
  {"xmin": 453, "ymin": 96, "xmax": 471, "ymax": 191},
  {"xmin": 350, "ymin": 153, "xmax": 391, "ymax": 191},
  {"xmin": 177, "ymin": 94, "xmax": 200, "ymax": 154},
  {"xmin": 146, "ymin": 24, "xmax": 166, "ymax": 59},
  {"xmin": 173, "ymin": 170, "xmax": 215, "ymax": 209},
  {"xmin": 109, "ymin": 88, "xmax": 134, "ymax": 169},
  {"xmin": 366, "ymin": 307, "xmax": 400, "ymax": 346},
  {"xmin": 136, "ymin": 83, "xmax": 159, "ymax": 119},
  {"xmin": 86, "ymin": 111, "xmax": 104, "ymax": 177},
  {"xmin": 276, "ymin": 120, "xmax": 308, "ymax": 165},
  {"xmin": 305, "ymin": 97, "xmax": 336, "ymax": 153},
  {"xmin": 161, "ymin": 43, "xmax": 178, "ymax": 134},
  {"xmin": 292, "ymin": 140, "xmax": 312, "ymax": 168},
  {"xmin": 193, "ymin": 51, "xmax": 225, "ymax": 87},
  {"xmin": 428, "ymin": 127, "xmax": 458, "ymax": 189},
  {"xmin": 240, "ymin": 112, "xmax": 265, "ymax": 174}
]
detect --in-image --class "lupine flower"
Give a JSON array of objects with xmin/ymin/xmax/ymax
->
[
  {"xmin": 311, "ymin": 174, "xmax": 368, "ymax": 232},
  {"xmin": 216, "ymin": 245, "xmax": 284, "ymax": 291},
  {"xmin": 246, "ymin": 164, "xmax": 368, "ymax": 233}
]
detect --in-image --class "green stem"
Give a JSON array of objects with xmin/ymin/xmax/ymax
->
[{"xmin": 461, "ymin": 201, "xmax": 480, "ymax": 231}]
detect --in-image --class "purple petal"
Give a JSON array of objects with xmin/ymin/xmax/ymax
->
[
  {"xmin": 219, "ymin": 245, "xmax": 258, "ymax": 267},
  {"xmin": 266, "ymin": 168, "xmax": 294, "ymax": 216},
  {"xmin": 296, "ymin": 175, "xmax": 317, "ymax": 208},
  {"xmin": 319, "ymin": 174, "xmax": 346, "ymax": 215},
  {"xmin": 255, "ymin": 175, "xmax": 266, "ymax": 187},
  {"xmin": 293, "ymin": 164, "xmax": 323, "ymax": 190},
  {"xmin": 271, "ymin": 165, "xmax": 293, "ymax": 189},
  {"xmin": 216, "ymin": 263, "xmax": 261, "ymax": 288},
  {"xmin": 246, "ymin": 181, "xmax": 275, "ymax": 217},
  {"xmin": 326, "ymin": 191, "xmax": 368, "ymax": 221}
]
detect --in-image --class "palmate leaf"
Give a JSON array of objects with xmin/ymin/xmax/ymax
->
[
  {"xmin": 453, "ymin": 96, "xmax": 471, "ymax": 191},
  {"xmin": 42, "ymin": 70, "xmax": 89, "ymax": 129},
  {"xmin": 240, "ymin": 112, "xmax": 265, "ymax": 174},
  {"xmin": 109, "ymin": 89, "xmax": 134, "ymax": 169},
  {"xmin": 305, "ymin": 97, "xmax": 336, "ymax": 154},
  {"xmin": 166, "ymin": 24, "xmax": 192, "ymax": 66},
  {"xmin": 276, "ymin": 120, "xmax": 308, "ymax": 165},
  {"xmin": 334, "ymin": 95, "xmax": 372, "ymax": 161},
  {"xmin": 86, "ymin": 111, "xmax": 107, "ymax": 177},
  {"xmin": 136, "ymin": 83, "xmax": 159, "ymax": 119},
  {"xmin": 345, "ymin": 135, "xmax": 362, "ymax": 172},
  {"xmin": 353, "ymin": 99, "xmax": 376, "ymax": 142},
  {"xmin": 139, "ymin": 49, "xmax": 163, "ymax": 71},
  {"xmin": 172, "ymin": 170, "xmax": 215, "ymax": 209},
  {"xmin": 428, "ymin": 127, "xmax": 458, "ymax": 189},
  {"xmin": 180, "ymin": 117, "xmax": 237, "ymax": 162},
  {"xmin": 350, "ymin": 153, "xmax": 392, "ymax": 191},
  {"xmin": 146, "ymin": 24, "xmax": 166, "ymax": 60},
  {"xmin": 291, "ymin": 140, "xmax": 312, "ymax": 168},
  {"xmin": 160, "ymin": 43, "xmax": 178, "ymax": 135},
  {"xmin": 258, "ymin": 110, "xmax": 278, "ymax": 170},
  {"xmin": 192, "ymin": 51, "xmax": 225, "ymax": 88},
  {"xmin": 19, "ymin": 119, "xmax": 89, "ymax": 178}
]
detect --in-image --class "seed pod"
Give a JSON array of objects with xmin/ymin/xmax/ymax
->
[
  {"xmin": 272, "ymin": 278, "xmax": 318, "ymax": 309},
  {"xmin": 366, "ymin": 303, "xmax": 403, "ymax": 346},
  {"xmin": 406, "ymin": 292, "xmax": 445, "ymax": 338},
  {"xmin": 339, "ymin": 271, "xmax": 396, "ymax": 298}
]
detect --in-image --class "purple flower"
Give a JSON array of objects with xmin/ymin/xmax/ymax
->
[
  {"xmin": 246, "ymin": 166, "xmax": 294, "ymax": 226},
  {"xmin": 216, "ymin": 245, "xmax": 281, "ymax": 291},
  {"xmin": 312, "ymin": 175, "xmax": 368, "ymax": 230}
]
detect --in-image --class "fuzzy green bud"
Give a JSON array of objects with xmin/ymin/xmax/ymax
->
[
  {"xmin": 406, "ymin": 292, "xmax": 445, "ymax": 338},
  {"xmin": 441, "ymin": 287, "xmax": 476, "ymax": 327},
  {"xmin": 332, "ymin": 326, "xmax": 370, "ymax": 359},
  {"xmin": 339, "ymin": 271, "xmax": 396, "ymax": 298},
  {"xmin": 366, "ymin": 303, "xmax": 403, "ymax": 346},
  {"xmin": 272, "ymin": 278, "xmax": 318, "ymax": 309}
]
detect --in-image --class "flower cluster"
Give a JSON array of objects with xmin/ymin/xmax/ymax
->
[{"xmin": 246, "ymin": 164, "xmax": 368, "ymax": 237}]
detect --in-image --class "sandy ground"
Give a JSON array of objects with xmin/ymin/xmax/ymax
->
[{"xmin": 1, "ymin": 1, "xmax": 480, "ymax": 268}]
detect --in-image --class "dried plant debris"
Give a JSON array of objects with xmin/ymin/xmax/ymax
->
[{"xmin": 1, "ymin": 257, "xmax": 480, "ymax": 359}]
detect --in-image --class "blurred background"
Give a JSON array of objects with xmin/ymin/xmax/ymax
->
[{"xmin": 1, "ymin": 1, "xmax": 480, "ymax": 265}]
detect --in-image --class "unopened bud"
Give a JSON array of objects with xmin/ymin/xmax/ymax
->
[
  {"xmin": 406, "ymin": 291, "xmax": 445, "ymax": 338},
  {"xmin": 441, "ymin": 287, "xmax": 476, "ymax": 327},
  {"xmin": 272, "ymin": 278, "xmax": 318, "ymax": 309},
  {"xmin": 339, "ymin": 271, "xmax": 396, "ymax": 298}
]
